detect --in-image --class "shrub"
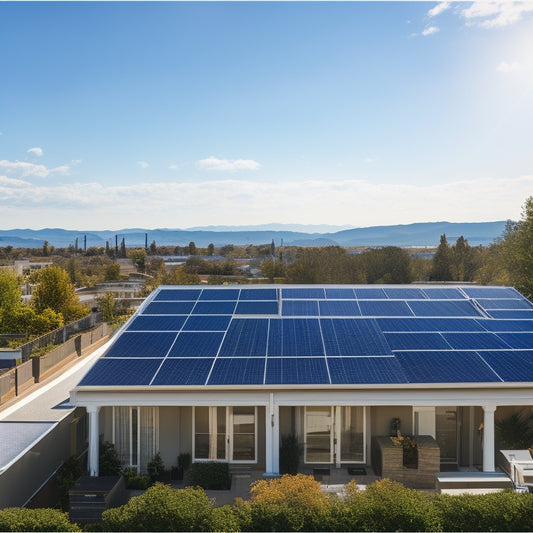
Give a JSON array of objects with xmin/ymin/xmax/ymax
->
[
  {"xmin": 99, "ymin": 442, "xmax": 122, "ymax": 476},
  {"xmin": 55, "ymin": 455, "xmax": 84, "ymax": 511},
  {"xmin": 147, "ymin": 452, "xmax": 165, "ymax": 479},
  {"xmin": 279, "ymin": 434, "xmax": 301, "ymax": 475},
  {"xmin": 210, "ymin": 505, "xmax": 241, "ymax": 533},
  {"xmin": 186, "ymin": 462, "xmax": 231, "ymax": 490},
  {"xmin": 0, "ymin": 508, "xmax": 80, "ymax": 532},
  {"xmin": 125, "ymin": 476, "xmax": 152, "ymax": 490},
  {"xmin": 100, "ymin": 483, "xmax": 214, "ymax": 531}
]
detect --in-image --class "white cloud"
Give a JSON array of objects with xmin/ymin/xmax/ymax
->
[
  {"xmin": 422, "ymin": 26, "xmax": 440, "ymax": 36},
  {"xmin": 461, "ymin": 2, "xmax": 533, "ymax": 28},
  {"xmin": 497, "ymin": 60, "xmax": 522, "ymax": 72},
  {"xmin": 169, "ymin": 164, "xmax": 179, "ymax": 170},
  {"xmin": 196, "ymin": 156, "xmax": 260, "ymax": 171},
  {"xmin": 428, "ymin": 2, "xmax": 451, "ymax": 18},
  {"xmin": 0, "ymin": 175, "xmax": 30, "ymax": 187},
  {"xmin": 0, "ymin": 159, "xmax": 70, "ymax": 179},
  {"xmin": 365, "ymin": 157, "xmax": 378, "ymax": 163},
  {"xmin": 71, "ymin": 159, "xmax": 82, "ymax": 165},
  {"xmin": 137, "ymin": 161, "xmax": 149, "ymax": 169},
  {"xmin": 27, "ymin": 147, "xmax": 44, "ymax": 157}
]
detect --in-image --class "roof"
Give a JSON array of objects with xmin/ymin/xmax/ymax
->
[{"xmin": 77, "ymin": 284, "xmax": 533, "ymax": 389}]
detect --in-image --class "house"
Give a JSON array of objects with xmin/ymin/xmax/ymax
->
[{"xmin": 71, "ymin": 284, "xmax": 533, "ymax": 483}]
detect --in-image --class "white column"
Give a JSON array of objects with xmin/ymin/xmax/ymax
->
[
  {"xmin": 272, "ymin": 402, "xmax": 280, "ymax": 475},
  {"xmin": 483, "ymin": 405, "xmax": 496, "ymax": 472},
  {"xmin": 87, "ymin": 405, "xmax": 100, "ymax": 476},
  {"xmin": 265, "ymin": 393, "xmax": 280, "ymax": 476}
]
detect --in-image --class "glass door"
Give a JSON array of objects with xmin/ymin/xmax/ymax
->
[
  {"xmin": 230, "ymin": 407, "xmax": 256, "ymax": 462},
  {"xmin": 194, "ymin": 406, "xmax": 226, "ymax": 461},
  {"xmin": 305, "ymin": 406, "xmax": 333, "ymax": 463},
  {"xmin": 339, "ymin": 406, "xmax": 365, "ymax": 463},
  {"xmin": 436, "ymin": 407, "xmax": 458, "ymax": 465}
]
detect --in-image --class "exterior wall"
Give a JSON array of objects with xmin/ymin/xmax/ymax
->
[
  {"xmin": 179, "ymin": 406, "xmax": 193, "ymax": 456},
  {"xmin": 100, "ymin": 406, "xmax": 113, "ymax": 443},
  {"xmin": 371, "ymin": 406, "xmax": 413, "ymax": 437},
  {"xmin": 257, "ymin": 406, "xmax": 266, "ymax": 470},
  {"xmin": 159, "ymin": 407, "xmax": 179, "ymax": 469}
]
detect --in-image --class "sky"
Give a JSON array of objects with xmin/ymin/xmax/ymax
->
[{"xmin": 1, "ymin": 1, "xmax": 533, "ymax": 231}]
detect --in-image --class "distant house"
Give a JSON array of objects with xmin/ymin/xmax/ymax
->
[{"xmin": 71, "ymin": 284, "xmax": 533, "ymax": 480}]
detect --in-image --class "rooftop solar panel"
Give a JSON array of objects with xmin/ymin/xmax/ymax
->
[
  {"xmin": 384, "ymin": 332, "xmax": 450, "ymax": 351},
  {"xmin": 151, "ymin": 358, "xmax": 214, "ymax": 386},
  {"xmin": 354, "ymin": 288, "xmax": 387, "ymax": 299},
  {"xmin": 319, "ymin": 300, "xmax": 361, "ymax": 317},
  {"xmin": 282, "ymin": 288, "xmax": 325, "ymax": 299},
  {"xmin": 442, "ymin": 332, "xmax": 511, "ymax": 350},
  {"xmin": 479, "ymin": 350, "xmax": 533, "ymax": 382},
  {"xmin": 268, "ymin": 319, "xmax": 324, "ymax": 356},
  {"xmin": 422, "ymin": 288, "xmax": 465, "ymax": 300},
  {"xmin": 239, "ymin": 288, "xmax": 278, "ymax": 301},
  {"xmin": 219, "ymin": 319, "xmax": 268, "ymax": 357},
  {"xmin": 325, "ymin": 288, "xmax": 356, "ymax": 299},
  {"xmin": 281, "ymin": 300, "xmax": 319, "ymax": 316},
  {"xmin": 126, "ymin": 315, "xmax": 186, "ymax": 331},
  {"xmin": 383, "ymin": 288, "xmax": 427, "ymax": 299},
  {"xmin": 487, "ymin": 310, "xmax": 533, "ymax": 320},
  {"xmin": 495, "ymin": 333, "xmax": 533, "ymax": 350},
  {"xmin": 235, "ymin": 301, "xmax": 279, "ymax": 315},
  {"xmin": 359, "ymin": 300, "xmax": 413, "ymax": 317},
  {"xmin": 182, "ymin": 315, "xmax": 232, "ymax": 331},
  {"xmin": 79, "ymin": 359, "xmax": 162, "ymax": 386},
  {"xmin": 476, "ymin": 319, "xmax": 533, "ymax": 333},
  {"xmin": 327, "ymin": 357, "xmax": 407, "ymax": 384},
  {"xmin": 199, "ymin": 288, "xmax": 240, "ymax": 301},
  {"xmin": 476, "ymin": 299, "xmax": 533, "ymax": 310},
  {"xmin": 105, "ymin": 332, "xmax": 177, "ymax": 358},
  {"xmin": 408, "ymin": 300, "xmax": 483, "ymax": 318},
  {"xmin": 192, "ymin": 301, "xmax": 237, "ymax": 315},
  {"xmin": 143, "ymin": 301, "xmax": 195, "ymax": 315},
  {"xmin": 265, "ymin": 357, "xmax": 330, "ymax": 385},
  {"xmin": 168, "ymin": 332, "xmax": 224, "ymax": 357},
  {"xmin": 376, "ymin": 317, "xmax": 485, "ymax": 333},
  {"xmin": 153, "ymin": 289, "xmax": 201, "ymax": 301},
  {"xmin": 395, "ymin": 351, "xmax": 500, "ymax": 383},
  {"xmin": 208, "ymin": 357, "xmax": 265, "ymax": 385},
  {"xmin": 461, "ymin": 287, "xmax": 520, "ymax": 299}
]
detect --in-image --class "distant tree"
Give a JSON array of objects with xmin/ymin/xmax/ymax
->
[
  {"xmin": 260, "ymin": 258, "xmax": 286, "ymax": 282},
  {"xmin": 357, "ymin": 247, "xmax": 413, "ymax": 284},
  {"xmin": 120, "ymin": 237, "xmax": 127, "ymax": 258},
  {"xmin": 271, "ymin": 239, "xmax": 276, "ymax": 257},
  {"xmin": 42, "ymin": 240, "xmax": 50, "ymax": 257},
  {"xmin": 104, "ymin": 263, "xmax": 121, "ymax": 281},
  {"xmin": 0, "ymin": 270, "xmax": 22, "ymax": 313},
  {"xmin": 431, "ymin": 234, "xmax": 452, "ymax": 281},
  {"xmin": 450, "ymin": 236, "xmax": 479, "ymax": 282},
  {"xmin": 207, "ymin": 243, "xmax": 215, "ymax": 256},
  {"xmin": 188, "ymin": 241, "xmax": 197, "ymax": 256},
  {"xmin": 149, "ymin": 240, "xmax": 157, "ymax": 255},
  {"xmin": 105, "ymin": 240, "xmax": 112, "ymax": 257},
  {"xmin": 97, "ymin": 292, "xmax": 116, "ymax": 322}
]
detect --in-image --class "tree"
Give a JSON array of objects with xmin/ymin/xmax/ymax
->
[
  {"xmin": 104, "ymin": 263, "xmax": 121, "ymax": 281},
  {"xmin": 120, "ymin": 237, "xmax": 127, "ymax": 258},
  {"xmin": 450, "ymin": 236, "xmax": 479, "ymax": 282},
  {"xmin": 149, "ymin": 240, "xmax": 157, "ymax": 255},
  {"xmin": 0, "ymin": 270, "xmax": 22, "ymax": 313},
  {"xmin": 207, "ymin": 243, "xmax": 215, "ymax": 256},
  {"xmin": 97, "ymin": 292, "xmax": 116, "ymax": 322},
  {"xmin": 188, "ymin": 241, "xmax": 197, "ymax": 255},
  {"xmin": 42, "ymin": 240, "xmax": 50, "ymax": 257},
  {"xmin": 431, "ymin": 234, "xmax": 452, "ymax": 281}
]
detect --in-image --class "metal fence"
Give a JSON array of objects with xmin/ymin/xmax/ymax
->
[{"xmin": 19, "ymin": 312, "xmax": 103, "ymax": 362}]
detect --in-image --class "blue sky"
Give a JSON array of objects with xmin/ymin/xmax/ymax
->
[{"xmin": 1, "ymin": 1, "xmax": 533, "ymax": 230}]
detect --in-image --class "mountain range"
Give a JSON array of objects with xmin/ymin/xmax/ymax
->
[{"xmin": 0, "ymin": 221, "xmax": 508, "ymax": 249}]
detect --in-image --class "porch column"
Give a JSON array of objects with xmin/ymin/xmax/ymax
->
[
  {"xmin": 87, "ymin": 405, "xmax": 100, "ymax": 477},
  {"xmin": 265, "ymin": 393, "xmax": 280, "ymax": 476},
  {"xmin": 482, "ymin": 405, "xmax": 496, "ymax": 472}
]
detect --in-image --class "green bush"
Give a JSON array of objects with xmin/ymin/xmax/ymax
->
[
  {"xmin": 186, "ymin": 462, "xmax": 231, "ymax": 490},
  {"xmin": 100, "ymin": 483, "xmax": 215, "ymax": 531},
  {"xmin": 99, "ymin": 441, "xmax": 122, "ymax": 476},
  {"xmin": 147, "ymin": 452, "xmax": 165, "ymax": 479},
  {"xmin": 0, "ymin": 508, "xmax": 79, "ymax": 532},
  {"xmin": 280, "ymin": 434, "xmax": 301, "ymax": 475},
  {"xmin": 55, "ymin": 455, "xmax": 84, "ymax": 511},
  {"xmin": 210, "ymin": 505, "xmax": 241, "ymax": 533},
  {"xmin": 125, "ymin": 476, "xmax": 152, "ymax": 490}
]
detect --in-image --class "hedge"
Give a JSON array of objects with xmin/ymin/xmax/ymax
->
[{"xmin": 0, "ymin": 508, "xmax": 80, "ymax": 532}]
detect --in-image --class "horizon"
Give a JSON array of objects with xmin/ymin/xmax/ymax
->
[{"xmin": 1, "ymin": 1, "xmax": 532, "ymax": 230}]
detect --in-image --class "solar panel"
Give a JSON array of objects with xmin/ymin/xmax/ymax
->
[
  {"xmin": 143, "ymin": 301, "xmax": 195, "ymax": 315},
  {"xmin": 168, "ymin": 332, "xmax": 224, "ymax": 357},
  {"xmin": 442, "ymin": 332, "xmax": 511, "ymax": 350},
  {"xmin": 487, "ymin": 310, "xmax": 533, "ymax": 320},
  {"xmin": 319, "ymin": 300, "xmax": 361, "ymax": 317},
  {"xmin": 495, "ymin": 333, "xmax": 533, "ymax": 349},
  {"xmin": 199, "ymin": 288, "xmax": 240, "ymax": 301},
  {"xmin": 282, "ymin": 288, "xmax": 325, "ymax": 299},
  {"xmin": 182, "ymin": 315, "xmax": 232, "ymax": 331},
  {"xmin": 235, "ymin": 301, "xmax": 279, "ymax": 315},
  {"xmin": 476, "ymin": 319, "xmax": 533, "ymax": 333},
  {"xmin": 126, "ymin": 315, "xmax": 186, "ymax": 331},
  {"xmin": 422, "ymin": 288, "xmax": 465, "ymax": 300},
  {"xmin": 265, "ymin": 357, "xmax": 330, "ymax": 385},
  {"xmin": 239, "ymin": 288, "xmax": 278, "ymax": 301},
  {"xmin": 480, "ymin": 350, "xmax": 533, "ymax": 382},
  {"xmin": 327, "ymin": 357, "xmax": 407, "ymax": 384},
  {"xmin": 152, "ymin": 358, "xmax": 214, "ymax": 385},
  {"xmin": 219, "ymin": 319, "xmax": 269, "ymax": 357},
  {"xmin": 192, "ymin": 301, "xmax": 237, "ymax": 315},
  {"xmin": 354, "ymin": 288, "xmax": 387, "ymax": 299},
  {"xmin": 281, "ymin": 300, "xmax": 319, "ymax": 316},
  {"xmin": 359, "ymin": 300, "xmax": 413, "ymax": 317},
  {"xmin": 476, "ymin": 299, "xmax": 533, "ymax": 310},
  {"xmin": 321, "ymin": 319, "xmax": 392, "ymax": 356},
  {"xmin": 153, "ymin": 288, "xmax": 201, "ymax": 301},
  {"xmin": 383, "ymin": 288, "xmax": 427, "ymax": 299},
  {"xmin": 325, "ymin": 288, "xmax": 356, "ymax": 299},
  {"xmin": 384, "ymin": 332, "xmax": 450, "ymax": 351},
  {"xmin": 207, "ymin": 358, "xmax": 266, "ymax": 385},
  {"xmin": 105, "ymin": 332, "xmax": 177, "ymax": 358},
  {"xmin": 268, "ymin": 319, "xmax": 324, "ymax": 356},
  {"xmin": 79, "ymin": 359, "xmax": 161, "ymax": 386},
  {"xmin": 461, "ymin": 286, "xmax": 520, "ymax": 299},
  {"xmin": 408, "ymin": 300, "xmax": 482, "ymax": 318},
  {"xmin": 395, "ymin": 351, "xmax": 500, "ymax": 383},
  {"xmin": 376, "ymin": 317, "xmax": 485, "ymax": 333}
]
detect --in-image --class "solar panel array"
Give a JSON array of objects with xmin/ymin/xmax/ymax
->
[{"xmin": 79, "ymin": 285, "xmax": 533, "ymax": 387}]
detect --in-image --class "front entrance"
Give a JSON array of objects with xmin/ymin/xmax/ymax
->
[
  {"xmin": 436, "ymin": 406, "xmax": 460, "ymax": 466},
  {"xmin": 304, "ymin": 406, "xmax": 365, "ymax": 465},
  {"xmin": 193, "ymin": 406, "xmax": 257, "ymax": 463}
]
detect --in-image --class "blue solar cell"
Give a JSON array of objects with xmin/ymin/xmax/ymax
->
[
  {"xmin": 239, "ymin": 288, "xmax": 278, "ymax": 301},
  {"xmin": 325, "ymin": 288, "xmax": 356, "ymax": 299},
  {"xmin": 395, "ymin": 351, "xmax": 500, "ymax": 383},
  {"xmin": 422, "ymin": 288, "xmax": 465, "ymax": 300},
  {"xmin": 265, "ymin": 358, "xmax": 330, "ymax": 385},
  {"xmin": 384, "ymin": 332, "xmax": 450, "ymax": 351},
  {"xmin": 79, "ymin": 359, "xmax": 161, "ymax": 386},
  {"xmin": 235, "ymin": 301, "xmax": 279, "ymax": 315},
  {"xmin": 199, "ymin": 288, "xmax": 240, "ymax": 300},
  {"xmin": 282, "ymin": 300, "xmax": 319, "ymax": 316},
  {"xmin": 383, "ymin": 288, "xmax": 427, "ymax": 299},
  {"xmin": 152, "ymin": 358, "xmax": 214, "ymax": 385},
  {"xmin": 219, "ymin": 319, "xmax": 268, "ymax": 356},
  {"xmin": 153, "ymin": 288, "xmax": 201, "ymax": 301},
  {"xmin": 268, "ymin": 319, "xmax": 324, "ymax": 356},
  {"xmin": 442, "ymin": 332, "xmax": 511, "ymax": 350},
  {"xmin": 208, "ymin": 358, "xmax": 265, "ymax": 385},
  {"xmin": 476, "ymin": 299, "xmax": 533, "ymax": 310},
  {"xmin": 462, "ymin": 286, "xmax": 520, "ymax": 299},
  {"xmin": 480, "ymin": 350, "xmax": 533, "ymax": 382},
  {"xmin": 319, "ymin": 300, "xmax": 361, "ymax": 317},
  {"xmin": 143, "ymin": 301, "xmax": 195, "ymax": 315},
  {"xmin": 282, "ymin": 288, "xmax": 325, "ymax": 299},
  {"xmin": 321, "ymin": 319, "xmax": 392, "ymax": 356},
  {"xmin": 487, "ymin": 310, "xmax": 533, "ymax": 320},
  {"xmin": 328, "ymin": 357, "xmax": 407, "ymax": 384},
  {"xmin": 168, "ymin": 332, "xmax": 224, "ymax": 357},
  {"xmin": 105, "ymin": 332, "xmax": 177, "ymax": 358},
  {"xmin": 192, "ymin": 301, "xmax": 237, "ymax": 315},
  {"xmin": 182, "ymin": 315, "xmax": 232, "ymax": 331},
  {"xmin": 495, "ymin": 333, "xmax": 533, "ymax": 349},
  {"xmin": 476, "ymin": 319, "xmax": 533, "ymax": 333},
  {"xmin": 408, "ymin": 300, "xmax": 482, "ymax": 318},
  {"xmin": 127, "ymin": 315, "xmax": 186, "ymax": 331},
  {"xmin": 376, "ymin": 317, "xmax": 485, "ymax": 333},
  {"xmin": 354, "ymin": 288, "xmax": 387, "ymax": 299},
  {"xmin": 358, "ymin": 300, "xmax": 413, "ymax": 317}
]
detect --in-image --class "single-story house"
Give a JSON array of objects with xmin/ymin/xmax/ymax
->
[{"xmin": 71, "ymin": 284, "xmax": 533, "ymax": 482}]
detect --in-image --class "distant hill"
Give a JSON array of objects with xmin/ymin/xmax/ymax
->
[{"xmin": 0, "ymin": 221, "xmax": 508, "ymax": 249}]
